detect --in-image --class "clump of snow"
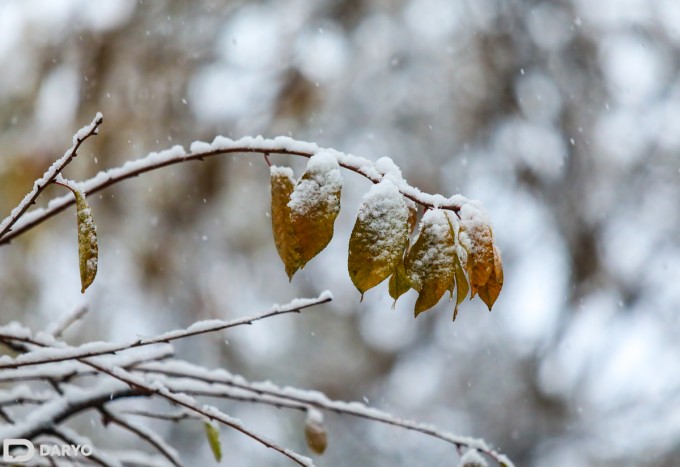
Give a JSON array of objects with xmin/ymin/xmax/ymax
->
[
  {"xmin": 305, "ymin": 407, "xmax": 324, "ymax": 425},
  {"xmin": 270, "ymin": 165, "xmax": 295, "ymax": 180},
  {"xmin": 354, "ymin": 179, "xmax": 409, "ymax": 262},
  {"xmin": 458, "ymin": 449, "xmax": 488, "ymax": 467},
  {"xmin": 288, "ymin": 151, "xmax": 342, "ymax": 215}
]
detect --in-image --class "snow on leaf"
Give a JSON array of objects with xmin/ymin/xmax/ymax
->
[
  {"xmin": 270, "ymin": 166, "xmax": 302, "ymax": 279},
  {"xmin": 405, "ymin": 209, "xmax": 456, "ymax": 317},
  {"xmin": 288, "ymin": 152, "xmax": 342, "ymax": 268},
  {"xmin": 477, "ymin": 245, "xmax": 503, "ymax": 311},
  {"xmin": 204, "ymin": 422, "xmax": 222, "ymax": 462},
  {"xmin": 304, "ymin": 409, "xmax": 328, "ymax": 455},
  {"xmin": 348, "ymin": 180, "xmax": 410, "ymax": 296}
]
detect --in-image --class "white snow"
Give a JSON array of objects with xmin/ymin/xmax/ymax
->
[
  {"xmin": 354, "ymin": 179, "xmax": 409, "ymax": 262},
  {"xmin": 459, "ymin": 449, "xmax": 488, "ymax": 467},
  {"xmin": 288, "ymin": 151, "xmax": 342, "ymax": 216}
]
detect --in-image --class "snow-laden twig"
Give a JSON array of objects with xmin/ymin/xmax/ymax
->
[
  {"xmin": 0, "ymin": 113, "xmax": 103, "ymax": 241},
  {"xmin": 138, "ymin": 361, "xmax": 514, "ymax": 467},
  {"xmin": 0, "ymin": 293, "xmax": 331, "ymax": 370},
  {"xmin": 0, "ymin": 134, "xmax": 485, "ymax": 246},
  {"xmin": 81, "ymin": 360, "xmax": 314, "ymax": 467},
  {"xmin": 45, "ymin": 303, "xmax": 89, "ymax": 339}
]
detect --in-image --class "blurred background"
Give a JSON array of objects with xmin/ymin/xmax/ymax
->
[{"xmin": 1, "ymin": 0, "xmax": 679, "ymax": 465}]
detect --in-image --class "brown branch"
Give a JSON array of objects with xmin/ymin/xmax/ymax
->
[
  {"xmin": 0, "ymin": 113, "xmax": 103, "ymax": 241},
  {"xmin": 0, "ymin": 137, "xmax": 463, "ymax": 246},
  {"xmin": 82, "ymin": 361, "xmax": 314, "ymax": 467},
  {"xmin": 0, "ymin": 294, "xmax": 331, "ymax": 370}
]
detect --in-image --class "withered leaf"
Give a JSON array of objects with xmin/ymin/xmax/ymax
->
[
  {"xmin": 270, "ymin": 166, "xmax": 302, "ymax": 279},
  {"xmin": 459, "ymin": 221, "xmax": 494, "ymax": 298},
  {"xmin": 288, "ymin": 152, "xmax": 342, "ymax": 269},
  {"xmin": 405, "ymin": 209, "xmax": 456, "ymax": 317},
  {"xmin": 452, "ymin": 253, "xmax": 469, "ymax": 320},
  {"xmin": 348, "ymin": 180, "xmax": 410, "ymax": 296},
  {"xmin": 74, "ymin": 188, "xmax": 98, "ymax": 293},
  {"xmin": 477, "ymin": 244, "xmax": 503, "ymax": 310}
]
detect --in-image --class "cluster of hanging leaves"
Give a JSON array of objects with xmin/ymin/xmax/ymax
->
[
  {"xmin": 58, "ymin": 180, "xmax": 98, "ymax": 294},
  {"xmin": 271, "ymin": 154, "xmax": 503, "ymax": 321}
]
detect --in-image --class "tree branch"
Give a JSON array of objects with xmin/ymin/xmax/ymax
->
[
  {"xmin": 0, "ymin": 113, "xmax": 103, "ymax": 240},
  {"xmin": 0, "ymin": 134, "xmax": 471, "ymax": 246},
  {"xmin": 0, "ymin": 293, "xmax": 331, "ymax": 370}
]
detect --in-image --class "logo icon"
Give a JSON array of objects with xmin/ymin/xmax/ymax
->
[{"xmin": 3, "ymin": 439, "xmax": 35, "ymax": 463}]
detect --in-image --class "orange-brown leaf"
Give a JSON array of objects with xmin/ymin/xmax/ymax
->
[
  {"xmin": 460, "ymin": 221, "xmax": 494, "ymax": 298},
  {"xmin": 478, "ymin": 245, "xmax": 503, "ymax": 310}
]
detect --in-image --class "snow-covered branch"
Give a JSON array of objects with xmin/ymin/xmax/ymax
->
[
  {"xmin": 0, "ymin": 293, "xmax": 331, "ymax": 370},
  {"xmin": 0, "ymin": 113, "xmax": 103, "ymax": 241},
  {"xmin": 0, "ymin": 128, "xmax": 480, "ymax": 246}
]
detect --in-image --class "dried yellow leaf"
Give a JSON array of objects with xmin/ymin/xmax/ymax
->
[
  {"xmin": 460, "ymin": 221, "xmax": 494, "ymax": 298},
  {"xmin": 289, "ymin": 152, "xmax": 342, "ymax": 268},
  {"xmin": 348, "ymin": 180, "xmax": 410, "ymax": 296},
  {"xmin": 477, "ymin": 245, "xmax": 503, "ymax": 310},
  {"xmin": 388, "ymin": 258, "xmax": 411, "ymax": 307},
  {"xmin": 405, "ymin": 209, "xmax": 456, "ymax": 317},
  {"xmin": 74, "ymin": 189, "xmax": 98, "ymax": 293},
  {"xmin": 270, "ymin": 166, "xmax": 302, "ymax": 279}
]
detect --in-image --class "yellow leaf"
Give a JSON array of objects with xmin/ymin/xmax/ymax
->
[
  {"xmin": 203, "ymin": 422, "xmax": 222, "ymax": 462},
  {"xmin": 452, "ymin": 253, "xmax": 469, "ymax": 320},
  {"xmin": 270, "ymin": 166, "xmax": 302, "ymax": 279},
  {"xmin": 477, "ymin": 245, "xmax": 503, "ymax": 310},
  {"xmin": 405, "ymin": 209, "xmax": 456, "ymax": 317},
  {"xmin": 74, "ymin": 189, "xmax": 98, "ymax": 293},
  {"xmin": 348, "ymin": 180, "xmax": 410, "ymax": 296},
  {"xmin": 388, "ymin": 257, "xmax": 411, "ymax": 307},
  {"xmin": 289, "ymin": 153, "xmax": 342, "ymax": 268}
]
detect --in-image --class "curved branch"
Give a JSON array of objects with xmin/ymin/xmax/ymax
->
[
  {"xmin": 0, "ymin": 135, "xmax": 471, "ymax": 246},
  {"xmin": 0, "ymin": 113, "xmax": 103, "ymax": 240},
  {"xmin": 138, "ymin": 362, "xmax": 514, "ymax": 467}
]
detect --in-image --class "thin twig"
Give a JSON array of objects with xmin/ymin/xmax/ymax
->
[
  {"xmin": 137, "ymin": 362, "xmax": 514, "ymax": 467},
  {"xmin": 99, "ymin": 407, "xmax": 183, "ymax": 467},
  {"xmin": 0, "ymin": 136, "xmax": 466, "ymax": 246},
  {"xmin": 0, "ymin": 113, "xmax": 103, "ymax": 240},
  {"xmin": 0, "ymin": 294, "xmax": 331, "ymax": 370},
  {"xmin": 83, "ymin": 361, "xmax": 314, "ymax": 467},
  {"xmin": 45, "ymin": 304, "xmax": 90, "ymax": 339}
]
